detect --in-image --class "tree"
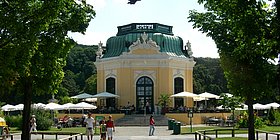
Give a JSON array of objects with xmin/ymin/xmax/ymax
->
[
  {"xmin": 193, "ymin": 57, "xmax": 228, "ymax": 94},
  {"xmin": 0, "ymin": 0, "xmax": 95, "ymax": 139},
  {"xmin": 188, "ymin": 0, "xmax": 279, "ymax": 139},
  {"xmin": 63, "ymin": 44, "xmax": 97, "ymax": 94},
  {"xmin": 219, "ymin": 93, "xmax": 243, "ymax": 123},
  {"xmin": 83, "ymin": 74, "xmax": 97, "ymax": 94},
  {"xmin": 158, "ymin": 94, "xmax": 171, "ymax": 114}
]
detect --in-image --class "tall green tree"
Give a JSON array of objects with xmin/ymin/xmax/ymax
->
[
  {"xmin": 0, "ymin": 0, "xmax": 95, "ymax": 139},
  {"xmin": 63, "ymin": 44, "xmax": 97, "ymax": 94},
  {"xmin": 189, "ymin": 0, "xmax": 279, "ymax": 139},
  {"xmin": 193, "ymin": 57, "xmax": 228, "ymax": 94}
]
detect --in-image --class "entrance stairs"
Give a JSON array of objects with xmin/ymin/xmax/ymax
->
[{"xmin": 115, "ymin": 114, "xmax": 169, "ymax": 126}]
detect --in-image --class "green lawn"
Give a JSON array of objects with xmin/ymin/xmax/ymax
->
[
  {"xmin": 181, "ymin": 126, "xmax": 247, "ymax": 134},
  {"xmin": 258, "ymin": 126, "xmax": 280, "ymax": 132},
  {"xmin": 10, "ymin": 126, "xmax": 100, "ymax": 135},
  {"xmin": 181, "ymin": 125, "xmax": 280, "ymax": 134}
]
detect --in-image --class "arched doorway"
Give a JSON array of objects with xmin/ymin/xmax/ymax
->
[
  {"xmin": 136, "ymin": 76, "xmax": 154, "ymax": 114},
  {"xmin": 106, "ymin": 77, "xmax": 116, "ymax": 108},
  {"xmin": 174, "ymin": 77, "xmax": 184, "ymax": 108}
]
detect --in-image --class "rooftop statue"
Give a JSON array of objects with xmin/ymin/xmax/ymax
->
[{"xmin": 96, "ymin": 41, "xmax": 103, "ymax": 59}]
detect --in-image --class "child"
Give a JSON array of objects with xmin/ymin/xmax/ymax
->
[{"xmin": 100, "ymin": 119, "xmax": 107, "ymax": 140}]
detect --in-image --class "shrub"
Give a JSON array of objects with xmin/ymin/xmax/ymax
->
[
  {"xmin": 31, "ymin": 109, "xmax": 53, "ymax": 130},
  {"xmin": 266, "ymin": 107, "xmax": 276, "ymax": 125},
  {"xmin": 272, "ymin": 110, "xmax": 280, "ymax": 126},
  {"xmin": 237, "ymin": 111, "xmax": 265, "ymax": 128},
  {"xmin": 4, "ymin": 115, "xmax": 22, "ymax": 129}
]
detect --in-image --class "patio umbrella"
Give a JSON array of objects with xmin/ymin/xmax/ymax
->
[
  {"xmin": 198, "ymin": 92, "xmax": 219, "ymax": 109},
  {"xmin": 44, "ymin": 103, "xmax": 64, "ymax": 110},
  {"xmin": 170, "ymin": 91, "xmax": 199, "ymax": 108},
  {"xmin": 92, "ymin": 92, "xmax": 120, "ymax": 98},
  {"xmin": 83, "ymin": 98, "xmax": 97, "ymax": 102},
  {"xmin": 198, "ymin": 92, "xmax": 220, "ymax": 99},
  {"xmin": 33, "ymin": 103, "xmax": 46, "ymax": 109},
  {"xmin": 170, "ymin": 91, "xmax": 199, "ymax": 98},
  {"xmin": 1, "ymin": 104, "xmax": 16, "ymax": 111},
  {"xmin": 253, "ymin": 103, "xmax": 266, "ymax": 110},
  {"xmin": 14, "ymin": 104, "xmax": 24, "ymax": 111},
  {"xmin": 219, "ymin": 93, "xmax": 233, "ymax": 99},
  {"xmin": 61, "ymin": 103, "xmax": 76, "ymax": 115},
  {"xmin": 92, "ymin": 92, "xmax": 119, "ymax": 107},
  {"xmin": 70, "ymin": 93, "xmax": 95, "ymax": 99},
  {"xmin": 70, "ymin": 102, "xmax": 97, "ymax": 109},
  {"xmin": 69, "ymin": 102, "xmax": 97, "ymax": 114},
  {"xmin": 264, "ymin": 102, "xmax": 280, "ymax": 109}
]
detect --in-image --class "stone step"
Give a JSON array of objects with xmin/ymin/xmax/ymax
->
[{"xmin": 115, "ymin": 114, "xmax": 169, "ymax": 126}]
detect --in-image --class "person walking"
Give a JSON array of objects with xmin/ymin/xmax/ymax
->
[
  {"xmin": 106, "ymin": 115, "xmax": 115, "ymax": 140},
  {"xmin": 146, "ymin": 101, "xmax": 150, "ymax": 114},
  {"xmin": 29, "ymin": 115, "xmax": 37, "ymax": 133},
  {"xmin": 84, "ymin": 113, "xmax": 95, "ymax": 140},
  {"xmin": 99, "ymin": 119, "xmax": 107, "ymax": 140},
  {"xmin": 149, "ymin": 115, "xmax": 155, "ymax": 136}
]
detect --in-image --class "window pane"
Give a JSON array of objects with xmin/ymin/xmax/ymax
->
[{"xmin": 145, "ymin": 78, "xmax": 152, "ymax": 84}]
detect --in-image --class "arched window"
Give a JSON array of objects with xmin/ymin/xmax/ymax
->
[
  {"xmin": 174, "ymin": 77, "xmax": 184, "ymax": 108},
  {"xmin": 106, "ymin": 77, "xmax": 116, "ymax": 107},
  {"xmin": 136, "ymin": 76, "xmax": 154, "ymax": 114}
]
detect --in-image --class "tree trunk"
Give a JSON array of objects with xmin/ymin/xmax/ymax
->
[
  {"xmin": 21, "ymin": 77, "xmax": 32, "ymax": 140},
  {"xmin": 247, "ymin": 95, "xmax": 255, "ymax": 140},
  {"xmin": 277, "ymin": 0, "xmax": 280, "ymax": 98}
]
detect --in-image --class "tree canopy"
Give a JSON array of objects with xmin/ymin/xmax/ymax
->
[
  {"xmin": 0, "ymin": 0, "xmax": 95, "ymax": 139},
  {"xmin": 193, "ymin": 57, "xmax": 228, "ymax": 94},
  {"xmin": 188, "ymin": 0, "xmax": 279, "ymax": 139}
]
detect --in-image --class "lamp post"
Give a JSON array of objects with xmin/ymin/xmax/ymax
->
[{"xmin": 188, "ymin": 110, "xmax": 194, "ymax": 132}]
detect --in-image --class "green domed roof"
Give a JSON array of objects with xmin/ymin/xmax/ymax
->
[{"xmin": 102, "ymin": 23, "xmax": 189, "ymax": 58}]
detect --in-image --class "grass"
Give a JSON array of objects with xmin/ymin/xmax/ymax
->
[
  {"xmin": 10, "ymin": 126, "xmax": 101, "ymax": 135},
  {"xmin": 181, "ymin": 126, "xmax": 247, "ymax": 134},
  {"xmin": 258, "ymin": 126, "xmax": 280, "ymax": 132},
  {"xmin": 181, "ymin": 125, "xmax": 280, "ymax": 134},
  {"xmin": 9, "ymin": 125, "xmax": 280, "ymax": 136}
]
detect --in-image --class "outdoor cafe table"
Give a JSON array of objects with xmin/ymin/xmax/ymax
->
[{"xmin": 120, "ymin": 108, "xmax": 132, "ymax": 115}]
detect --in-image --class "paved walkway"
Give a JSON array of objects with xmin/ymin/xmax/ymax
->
[{"xmin": 9, "ymin": 125, "xmax": 278, "ymax": 140}]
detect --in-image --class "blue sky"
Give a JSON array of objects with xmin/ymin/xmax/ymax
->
[{"xmin": 69, "ymin": 0, "xmax": 219, "ymax": 58}]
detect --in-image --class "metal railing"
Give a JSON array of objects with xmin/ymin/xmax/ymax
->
[
  {"xmin": 256, "ymin": 130, "xmax": 280, "ymax": 140},
  {"xmin": 31, "ymin": 132, "xmax": 83, "ymax": 140},
  {"xmin": 195, "ymin": 128, "xmax": 238, "ymax": 140}
]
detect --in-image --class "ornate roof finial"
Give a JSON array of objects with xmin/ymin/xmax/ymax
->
[
  {"xmin": 96, "ymin": 41, "xmax": 103, "ymax": 59},
  {"xmin": 186, "ymin": 40, "xmax": 193, "ymax": 58},
  {"xmin": 141, "ymin": 32, "xmax": 148, "ymax": 44}
]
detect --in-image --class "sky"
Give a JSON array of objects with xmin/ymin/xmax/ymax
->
[{"xmin": 69, "ymin": 0, "xmax": 220, "ymax": 58}]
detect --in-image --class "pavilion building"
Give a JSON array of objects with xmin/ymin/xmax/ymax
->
[{"xmin": 94, "ymin": 23, "xmax": 196, "ymax": 114}]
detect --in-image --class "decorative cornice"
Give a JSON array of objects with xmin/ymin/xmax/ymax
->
[
  {"xmin": 134, "ymin": 70, "xmax": 156, "ymax": 84},
  {"xmin": 128, "ymin": 32, "xmax": 160, "ymax": 53}
]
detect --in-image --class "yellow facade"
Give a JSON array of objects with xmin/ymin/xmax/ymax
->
[
  {"xmin": 94, "ymin": 28, "xmax": 196, "ymax": 113},
  {"xmin": 96, "ymin": 67, "xmax": 194, "ymax": 108}
]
